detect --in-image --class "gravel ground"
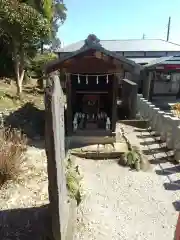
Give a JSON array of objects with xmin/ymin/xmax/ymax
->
[
  {"xmin": 73, "ymin": 124, "xmax": 180, "ymax": 240},
  {"xmin": 0, "ymin": 143, "xmax": 48, "ymax": 209},
  {"xmin": 0, "ymin": 125, "xmax": 179, "ymax": 240},
  {"xmin": 0, "ymin": 141, "xmax": 51, "ymax": 240}
]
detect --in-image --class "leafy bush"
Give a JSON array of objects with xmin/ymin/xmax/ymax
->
[
  {"xmin": 0, "ymin": 128, "xmax": 27, "ymax": 186},
  {"xmin": 125, "ymin": 147, "xmax": 141, "ymax": 171},
  {"xmin": 28, "ymin": 53, "xmax": 58, "ymax": 78},
  {"xmin": 65, "ymin": 158, "xmax": 83, "ymax": 206}
]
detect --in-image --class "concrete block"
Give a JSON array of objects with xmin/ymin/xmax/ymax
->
[
  {"xmin": 151, "ymin": 107, "xmax": 160, "ymax": 130},
  {"xmin": 174, "ymin": 126, "xmax": 180, "ymax": 162},
  {"xmin": 159, "ymin": 115, "xmax": 171, "ymax": 142},
  {"xmin": 166, "ymin": 117, "xmax": 180, "ymax": 149},
  {"xmin": 154, "ymin": 111, "xmax": 165, "ymax": 133},
  {"xmin": 146, "ymin": 104, "xmax": 155, "ymax": 122}
]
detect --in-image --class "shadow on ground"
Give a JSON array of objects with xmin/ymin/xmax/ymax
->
[
  {"xmin": 4, "ymin": 103, "xmax": 45, "ymax": 148},
  {"xmin": 164, "ymin": 180, "xmax": 180, "ymax": 191},
  {"xmin": 28, "ymin": 139, "xmax": 45, "ymax": 149},
  {"xmin": 133, "ymin": 126, "xmax": 180, "ymax": 211},
  {"xmin": 173, "ymin": 201, "xmax": 180, "ymax": 211},
  {"xmin": 140, "ymin": 139, "xmax": 163, "ymax": 145},
  {"xmin": 156, "ymin": 165, "xmax": 180, "ymax": 176},
  {"xmin": 0, "ymin": 205, "xmax": 53, "ymax": 240},
  {"xmin": 136, "ymin": 133, "xmax": 159, "ymax": 139}
]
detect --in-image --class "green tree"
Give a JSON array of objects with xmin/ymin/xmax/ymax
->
[
  {"xmin": 0, "ymin": 0, "xmax": 50, "ymax": 95},
  {"xmin": 27, "ymin": 0, "xmax": 67, "ymax": 53}
]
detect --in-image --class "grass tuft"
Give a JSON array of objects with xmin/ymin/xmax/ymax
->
[
  {"xmin": 0, "ymin": 127, "xmax": 27, "ymax": 186},
  {"xmin": 65, "ymin": 157, "xmax": 83, "ymax": 206}
]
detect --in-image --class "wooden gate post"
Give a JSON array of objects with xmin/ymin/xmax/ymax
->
[
  {"xmin": 111, "ymin": 74, "xmax": 118, "ymax": 132},
  {"xmin": 66, "ymin": 73, "xmax": 73, "ymax": 135},
  {"xmin": 45, "ymin": 72, "xmax": 69, "ymax": 240}
]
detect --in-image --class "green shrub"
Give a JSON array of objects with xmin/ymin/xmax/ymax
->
[
  {"xmin": 0, "ymin": 90, "xmax": 6, "ymax": 100},
  {"xmin": 125, "ymin": 147, "xmax": 141, "ymax": 171},
  {"xmin": 65, "ymin": 158, "xmax": 83, "ymax": 206}
]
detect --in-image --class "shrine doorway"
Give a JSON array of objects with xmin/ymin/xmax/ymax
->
[
  {"xmin": 82, "ymin": 94, "xmax": 99, "ymax": 117},
  {"xmin": 71, "ymin": 73, "xmax": 113, "ymax": 130}
]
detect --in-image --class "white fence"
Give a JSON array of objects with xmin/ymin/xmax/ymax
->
[{"xmin": 137, "ymin": 94, "xmax": 180, "ymax": 162}]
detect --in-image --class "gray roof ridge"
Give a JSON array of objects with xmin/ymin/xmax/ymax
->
[
  {"xmin": 158, "ymin": 39, "xmax": 180, "ymax": 46},
  {"xmin": 70, "ymin": 38, "xmax": 167, "ymax": 42},
  {"xmin": 100, "ymin": 38, "xmax": 165, "ymax": 41}
]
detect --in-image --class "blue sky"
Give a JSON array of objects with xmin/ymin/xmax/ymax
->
[{"xmin": 58, "ymin": 0, "xmax": 180, "ymax": 46}]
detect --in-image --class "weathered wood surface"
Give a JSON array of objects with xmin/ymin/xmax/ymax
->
[
  {"xmin": 45, "ymin": 72, "xmax": 69, "ymax": 240},
  {"xmin": 121, "ymin": 79, "xmax": 138, "ymax": 119}
]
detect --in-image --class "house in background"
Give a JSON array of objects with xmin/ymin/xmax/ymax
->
[
  {"xmin": 55, "ymin": 38, "xmax": 180, "ymax": 65},
  {"xmin": 142, "ymin": 55, "xmax": 180, "ymax": 101},
  {"xmin": 55, "ymin": 38, "xmax": 180, "ymax": 94}
]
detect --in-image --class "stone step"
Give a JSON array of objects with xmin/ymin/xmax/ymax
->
[{"xmin": 74, "ymin": 130, "xmax": 113, "ymax": 137}]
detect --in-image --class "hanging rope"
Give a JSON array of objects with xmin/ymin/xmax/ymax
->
[
  {"xmin": 96, "ymin": 75, "xmax": 99, "ymax": 84},
  {"xmin": 66, "ymin": 72, "xmax": 121, "ymax": 77},
  {"xmin": 65, "ymin": 72, "xmax": 121, "ymax": 85},
  {"xmin": 78, "ymin": 74, "xmax": 80, "ymax": 84},
  {"xmin": 106, "ymin": 74, "xmax": 109, "ymax": 84}
]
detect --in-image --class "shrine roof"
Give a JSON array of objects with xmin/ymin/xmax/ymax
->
[{"xmin": 45, "ymin": 34, "xmax": 142, "ymax": 73}]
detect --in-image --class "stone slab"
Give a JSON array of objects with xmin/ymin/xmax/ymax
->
[{"xmin": 70, "ymin": 142, "xmax": 128, "ymax": 159}]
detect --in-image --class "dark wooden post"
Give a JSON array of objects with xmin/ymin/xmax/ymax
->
[
  {"xmin": 45, "ymin": 72, "xmax": 68, "ymax": 240},
  {"xmin": 111, "ymin": 74, "xmax": 118, "ymax": 132},
  {"xmin": 66, "ymin": 73, "xmax": 73, "ymax": 135}
]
